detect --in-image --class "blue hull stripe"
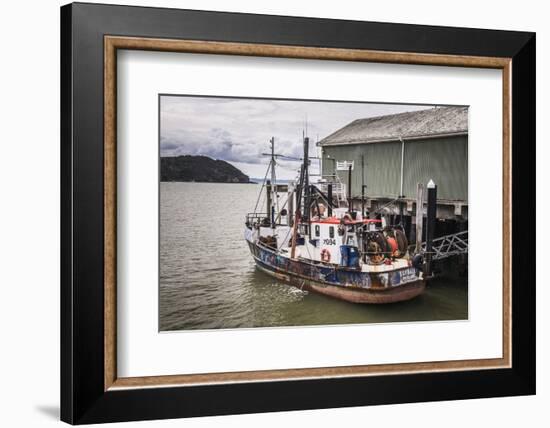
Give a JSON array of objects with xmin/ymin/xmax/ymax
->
[{"xmin": 247, "ymin": 241, "xmax": 421, "ymax": 290}]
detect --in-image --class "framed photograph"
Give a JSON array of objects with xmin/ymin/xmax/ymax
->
[{"xmin": 61, "ymin": 2, "xmax": 535, "ymax": 424}]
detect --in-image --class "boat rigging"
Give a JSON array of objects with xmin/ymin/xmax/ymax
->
[{"xmin": 244, "ymin": 134, "xmax": 426, "ymax": 303}]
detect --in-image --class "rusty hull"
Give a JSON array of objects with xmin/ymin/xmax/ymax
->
[{"xmin": 249, "ymin": 242, "xmax": 426, "ymax": 304}]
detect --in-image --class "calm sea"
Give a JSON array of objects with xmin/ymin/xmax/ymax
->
[{"xmin": 159, "ymin": 182, "xmax": 467, "ymax": 331}]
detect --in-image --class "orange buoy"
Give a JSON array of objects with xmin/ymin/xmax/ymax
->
[{"xmin": 320, "ymin": 248, "xmax": 331, "ymax": 263}]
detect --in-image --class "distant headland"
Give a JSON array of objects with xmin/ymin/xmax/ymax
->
[{"xmin": 160, "ymin": 155, "xmax": 251, "ymax": 183}]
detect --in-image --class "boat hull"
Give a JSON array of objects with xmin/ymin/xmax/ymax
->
[{"xmin": 248, "ymin": 241, "xmax": 425, "ymax": 304}]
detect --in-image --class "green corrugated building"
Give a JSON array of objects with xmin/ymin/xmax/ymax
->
[{"xmin": 318, "ymin": 106, "xmax": 468, "ymax": 221}]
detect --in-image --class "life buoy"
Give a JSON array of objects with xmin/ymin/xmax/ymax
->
[{"xmin": 320, "ymin": 248, "xmax": 331, "ymax": 263}]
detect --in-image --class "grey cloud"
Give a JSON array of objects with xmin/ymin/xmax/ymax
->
[{"xmin": 160, "ymin": 96, "xmax": 429, "ymax": 178}]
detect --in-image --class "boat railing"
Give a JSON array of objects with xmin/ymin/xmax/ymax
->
[{"xmin": 245, "ymin": 212, "xmax": 269, "ymax": 227}]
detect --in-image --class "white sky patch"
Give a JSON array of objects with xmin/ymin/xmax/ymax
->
[{"xmin": 160, "ymin": 96, "xmax": 427, "ymax": 179}]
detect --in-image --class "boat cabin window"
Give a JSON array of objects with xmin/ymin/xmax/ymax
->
[
  {"xmin": 329, "ymin": 226, "xmax": 335, "ymax": 238},
  {"xmin": 315, "ymin": 225, "xmax": 320, "ymax": 237}
]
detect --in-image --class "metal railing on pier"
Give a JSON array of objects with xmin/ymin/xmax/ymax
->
[{"xmin": 419, "ymin": 230, "xmax": 468, "ymax": 260}]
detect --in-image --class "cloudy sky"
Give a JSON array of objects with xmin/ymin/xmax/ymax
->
[{"xmin": 160, "ymin": 96, "xmax": 427, "ymax": 180}]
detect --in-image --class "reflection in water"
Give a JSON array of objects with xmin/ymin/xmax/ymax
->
[{"xmin": 160, "ymin": 182, "xmax": 467, "ymax": 331}]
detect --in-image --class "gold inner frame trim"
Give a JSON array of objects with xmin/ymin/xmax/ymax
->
[{"xmin": 104, "ymin": 35, "xmax": 512, "ymax": 391}]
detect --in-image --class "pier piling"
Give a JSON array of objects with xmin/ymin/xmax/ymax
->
[
  {"xmin": 426, "ymin": 179, "xmax": 437, "ymax": 277},
  {"xmin": 415, "ymin": 183, "xmax": 424, "ymax": 253}
]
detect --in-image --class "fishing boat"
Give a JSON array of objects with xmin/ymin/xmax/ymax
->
[{"xmin": 244, "ymin": 135, "xmax": 426, "ymax": 304}]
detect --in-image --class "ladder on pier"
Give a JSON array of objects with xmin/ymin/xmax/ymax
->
[
  {"xmin": 420, "ymin": 230, "xmax": 468, "ymax": 261},
  {"xmin": 318, "ymin": 174, "xmax": 348, "ymax": 207}
]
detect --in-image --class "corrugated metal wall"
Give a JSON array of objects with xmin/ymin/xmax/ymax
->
[{"xmin": 321, "ymin": 135, "xmax": 467, "ymax": 201}]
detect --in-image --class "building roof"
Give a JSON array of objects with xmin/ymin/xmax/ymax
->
[{"xmin": 318, "ymin": 106, "xmax": 468, "ymax": 146}]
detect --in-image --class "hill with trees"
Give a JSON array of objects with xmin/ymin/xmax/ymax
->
[{"xmin": 160, "ymin": 155, "xmax": 250, "ymax": 183}]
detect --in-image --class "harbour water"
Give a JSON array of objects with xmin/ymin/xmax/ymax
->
[{"xmin": 160, "ymin": 182, "xmax": 468, "ymax": 331}]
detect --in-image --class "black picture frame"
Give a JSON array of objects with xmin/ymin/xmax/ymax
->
[{"xmin": 61, "ymin": 2, "xmax": 535, "ymax": 424}]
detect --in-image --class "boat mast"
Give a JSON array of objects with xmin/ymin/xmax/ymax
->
[
  {"xmin": 290, "ymin": 164, "xmax": 303, "ymax": 259},
  {"xmin": 361, "ymin": 154, "xmax": 366, "ymax": 217},
  {"xmin": 269, "ymin": 137, "xmax": 277, "ymax": 229},
  {"xmin": 261, "ymin": 138, "xmax": 302, "ymax": 230},
  {"xmin": 303, "ymin": 133, "xmax": 310, "ymax": 223},
  {"xmin": 291, "ymin": 134, "xmax": 309, "ymax": 259},
  {"xmin": 303, "ymin": 117, "xmax": 313, "ymax": 231}
]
